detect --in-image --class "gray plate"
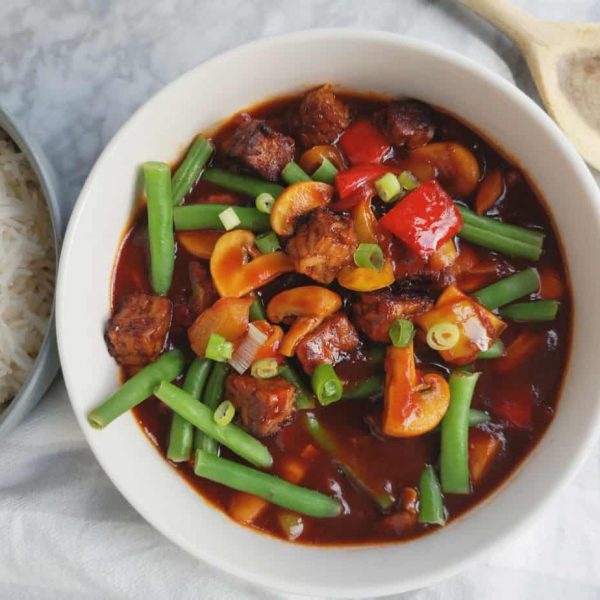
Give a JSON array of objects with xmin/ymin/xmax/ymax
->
[{"xmin": 0, "ymin": 105, "xmax": 65, "ymax": 437}]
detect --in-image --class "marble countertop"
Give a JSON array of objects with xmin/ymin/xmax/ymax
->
[{"xmin": 1, "ymin": 1, "xmax": 600, "ymax": 598}]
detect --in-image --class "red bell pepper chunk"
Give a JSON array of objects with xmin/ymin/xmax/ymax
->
[
  {"xmin": 379, "ymin": 180, "xmax": 462, "ymax": 257},
  {"xmin": 491, "ymin": 387, "xmax": 534, "ymax": 430},
  {"xmin": 332, "ymin": 163, "xmax": 394, "ymax": 211},
  {"xmin": 339, "ymin": 120, "xmax": 391, "ymax": 165}
]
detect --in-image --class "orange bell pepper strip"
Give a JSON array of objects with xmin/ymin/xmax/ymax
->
[
  {"xmin": 209, "ymin": 230, "xmax": 293, "ymax": 297},
  {"xmin": 414, "ymin": 285, "xmax": 506, "ymax": 365},
  {"xmin": 474, "ymin": 168, "xmax": 504, "ymax": 215},
  {"xmin": 469, "ymin": 429, "xmax": 501, "ymax": 484},
  {"xmin": 337, "ymin": 261, "xmax": 395, "ymax": 292},
  {"xmin": 495, "ymin": 331, "xmax": 543, "ymax": 374},
  {"xmin": 188, "ymin": 296, "xmax": 253, "ymax": 357},
  {"xmin": 383, "ymin": 342, "xmax": 450, "ymax": 437},
  {"xmin": 539, "ymin": 267, "xmax": 565, "ymax": 300}
]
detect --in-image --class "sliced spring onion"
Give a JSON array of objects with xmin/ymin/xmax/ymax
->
[
  {"xmin": 214, "ymin": 400, "xmax": 235, "ymax": 426},
  {"xmin": 254, "ymin": 231, "xmax": 281, "ymax": 254},
  {"xmin": 374, "ymin": 172, "xmax": 401, "ymax": 203},
  {"xmin": 256, "ymin": 192, "xmax": 275, "ymax": 214},
  {"xmin": 218, "ymin": 207, "xmax": 241, "ymax": 231},
  {"xmin": 398, "ymin": 170, "xmax": 420, "ymax": 191},
  {"xmin": 205, "ymin": 333, "xmax": 234, "ymax": 362},
  {"xmin": 282, "ymin": 160, "xmax": 312, "ymax": 185},
  {"xmin": 388, "ymin": 319, "xmax": 415, "ymax": 348},
  {"xmin": 251, "ymin": 358, "xmax": 279, "ymax": 379},
  {"xmin": 353, "ymin": 243, "xmax": 384, "ymax": 271},
  {"xmin": 311, "ymin": 364, "xmax": 343, "ymax": 406},
  {"xmin": 426, "ymin": 323, "xmax": 460, "ymax": 351},
  {"xmin": 499, "ymin": 300, "xmax": 559, "ymax": 322},
  {"xmin": 312, "ymin": 158, "xmax": 338, "ymax": 185},
  {"xmin": 228, "ymin": 323, "xmax": 268, "ymax": 374}
]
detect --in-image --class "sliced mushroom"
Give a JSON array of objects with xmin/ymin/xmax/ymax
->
[
  {"xmin": 270, "ymin": 181, "xmax": 333, "ymax": 236},
  {"xmin": 210, "ymin": 229, "xmax": 293, "ymax": 298}
]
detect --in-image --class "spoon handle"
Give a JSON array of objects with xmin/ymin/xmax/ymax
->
[{"xmin": 460, "ymin": 0, "xmax": 543, "ymax": 49}]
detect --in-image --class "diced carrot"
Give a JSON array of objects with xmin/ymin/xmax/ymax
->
[
  {"xmin": 300, "ymin": 443, "xmax": 319, "ymax": 461},
  {"xmin": 474, "ymin": 168, "xmax": 504, "ymax": 215},
  {"xmin": 539, "ymin": 267, "xmax": 565, "ymax": 300},
  {"xmin": 228, "ymin": 492, "xmax": 269, "ymax": 524},
  {"xmin": 491, "ymin": 388, "xmax": 533, "ymax": 430},
  {"xmin": 495, "ymin": 332, "xmax": 543, "ymax": 374},
  {"xmin": 279, "ymin": 457, "xmax": 309, "ymax": 484},
  {"xmin": 469, "ymin": 429, "xmax": 501, "ymax": 483}
]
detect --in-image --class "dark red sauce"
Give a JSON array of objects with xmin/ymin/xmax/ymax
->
[{"xmin": 112, "ymin": 91, "xmax": 571, "ymax": 545}]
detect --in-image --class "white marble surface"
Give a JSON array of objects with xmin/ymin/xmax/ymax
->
[{"xmin": 1, "ymin": 1, "xmax": 600, "ymax": 598}]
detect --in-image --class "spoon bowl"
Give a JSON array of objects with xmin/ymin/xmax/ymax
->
[{"xmin": 462, "ymin": 0, "xmax": 600, "ymax": 171}]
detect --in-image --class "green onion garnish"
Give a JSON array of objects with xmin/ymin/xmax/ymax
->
[
  {"xmin": 255, "ymin": 192, "xmax": 275, "ymax": 214},
  {"xmin": 255, "ymin": 231, "xmax": 281, "ymax": 254},
  {"xmin": 398, "ymin": 170, "xmax": 420, "ymax": 191},
  {"xmin": 388, "ymin": 319, "xmax": 415, "ymax": 348},
  {"xmin": 218, "ymin": 207, "xmax": 241, "ymax": 231},
  {"xmin": 353, "ymin": 243, "xmax": 384, "ymax": 271},
  {"xmin": 205, "ymin": 333, "xmax": 234, "ymax": 362},
  {"xmin": 214, "ymin": 400, "xmax": 235, "ymax": 426},
  {"xmin": 426, "ymin": 322, "xmax": 460, "ymax": 351},
  {"xmin": 251, "ymin": 358, "xmax": 279, "ymax": 379},
  {"xmin": 312, "ymin": 158, "xmax": 338, "ymax": 185},
  {"xmin": 282, "ymin": 160, "xmax": 312, "ymax": 185},
  {"xmin": 374, "ymin": 172, "xmax": 401, "ymax": 203},
  {"xmin": 311, "ymin": 364, "xmax": 343, "ymax": 406}
]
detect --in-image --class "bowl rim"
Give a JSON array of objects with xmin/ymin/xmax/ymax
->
[
  {"xmin": 56, "ymin": 28, "xmax": 600, "ymax": 597},
  {"xmin": 0, "ymin": 105, "xmax": 63, "ymax": 436}
]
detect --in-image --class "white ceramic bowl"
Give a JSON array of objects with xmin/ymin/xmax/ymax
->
[{"xmin": 56, "ymin": 30, "xmax": 600, "ymax": 597}]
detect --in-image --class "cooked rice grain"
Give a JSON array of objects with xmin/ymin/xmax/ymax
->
[{"xmin": 0, "ymin": 131, "xmax": 55, "ymax": 409}]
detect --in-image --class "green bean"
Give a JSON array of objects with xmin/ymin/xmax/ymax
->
[
  {"xmin": 167, "ymin": 358, "xmax": 213, "ymax": 463},
  {"xmin": 477, "ymin": 339, "xmax": 505, "ymax": 359},
  {"xmin": 418, "ymin": 465, "xmax": 446, "ymax": 526},
  {"xmin": 249, "ymin": 297, "xmax": 267, "ymax": 322},
  {"xmin": 195, "ymin": 361, "xmax": 229, "ymax": 454},
  {"xmin": 171, "ymin": 137, "xmax": 214, "ymax": 205},
  {"xmin": 173, "ymin": 204, "xmax": 271, "ymax": 233},
  {"xmin": 304, "ymin": 413, "xmax": 394, "ymax": 510},
  {"xmin": 312, "ymin": 364, "xmax": 343, "ymax": 406},
  {"xmin": 433, "ymin": 408, "xmax": 490, "ymax": 433},
  {"xmin": 441, "ymin": 371, "xmax": 480, "ymax": 494},
  {"xmin": 499, "ymin": 300, "xmax": 559, "ymax": 322},
  {"xmin": 155, "ymin": 381, "xmax": 272, "ymax": 468},
  {"xmin": 472, "ymin": 268, "xmax": 539, "ymax": 310},
  {"xmin": 278, "ymin": 363, "xmax": 315, "ymax": 409},
  {"xmin": 194, "ymin": 450, "xmax": 341, "ymax": 518},
  {"xmin": 457, "ymin": 205, "xmax": 544, "ymax": 245},
  {"xmin": 282, "ymin": 160, "xmax": 312, "ymax": 185},
  {"xmin": 458, "ymin": 223, "xmax": 542, "ymax": 261},
  {"xmin": 342, "ymin": 374, "xmax": 384, "ymax": 400},
  {"xmin": 203, "ymin": 167, "xmax": 284, "ymax": 198},
  {"xmin": 88, "ymin": 350, "xmax": 184, "ymax": 429},
  {"xmin": 143, "ymin": 162, "xmax": 175, "ymax": 295}
]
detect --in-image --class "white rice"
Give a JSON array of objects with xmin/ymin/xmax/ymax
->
[{"xmin": 0, "ymin": 131, "xmax": 55, "ymax": 410}]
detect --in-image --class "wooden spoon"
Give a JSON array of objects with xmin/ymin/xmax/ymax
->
[{"xmin": 461, "ymin": 0, "xmax": 600, "ymax": 171}]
